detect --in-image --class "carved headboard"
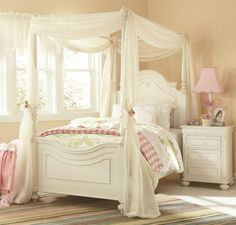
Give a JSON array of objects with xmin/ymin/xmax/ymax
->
[{"xmin": 138, "ymin": 70, "xmax": 187, "ymax": 128}]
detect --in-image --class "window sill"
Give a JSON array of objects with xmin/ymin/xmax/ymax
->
[{"xmin": 0, "ymin": 112, "xmax": 99, "ymax": 123}]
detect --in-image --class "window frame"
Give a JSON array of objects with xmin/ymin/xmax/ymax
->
[
  {"xmin": 57, "ymin": 47, "xmax": 101, "ymax": 114},
  {"xmin": 0, "ymin": 41, "xmax": 102, "ymax": 123}
]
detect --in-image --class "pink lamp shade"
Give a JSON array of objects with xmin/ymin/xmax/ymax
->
[{"xmin": 194, "ymin": 67, "xmax": 224, "ymax": 93}]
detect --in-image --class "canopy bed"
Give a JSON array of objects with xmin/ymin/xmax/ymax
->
[
  {"xmin": 35, "ymin": 69, "xmax": 185, "ymax": 213},
  {"xmin": 0, "ymin": 8, "xmax": 199, "ymax": 218}
]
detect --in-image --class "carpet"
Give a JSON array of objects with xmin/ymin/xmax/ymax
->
[{"xmin": 0, "ymin": 193, "xmax": 235, "ymax": 225}]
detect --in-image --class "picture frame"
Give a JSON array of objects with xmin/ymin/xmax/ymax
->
[{"xmin": 211, "ymin": 106, "xmax": 226, "ymax": 126}]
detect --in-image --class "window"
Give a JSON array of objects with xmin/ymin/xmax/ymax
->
[
  {"xmin": 63, "ymin": 49, "xmax": 98, "ymax": 111},
  {"xmin": 64, "ymin": 71, "xmax": 91, "ymax": 110},
  {"xmin": 0, "ymin": 37, "xmax": 101, "ymax": 121}
]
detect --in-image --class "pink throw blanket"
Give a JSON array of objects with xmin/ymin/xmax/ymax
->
[{"xmin": 0, "ymin": 141, "xmax": 18, "ymax": 208}]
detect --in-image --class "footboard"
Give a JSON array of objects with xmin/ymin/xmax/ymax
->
[{"xmin": 34, "ymin": 138, "xmax": 123, "ymax": 201}]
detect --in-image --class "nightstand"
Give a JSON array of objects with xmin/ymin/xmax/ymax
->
[{"xmin": 181, "ymin": 125, "xmax": 234, "ymax": 190}]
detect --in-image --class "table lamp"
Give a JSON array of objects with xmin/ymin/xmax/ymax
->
[{"xmin": 194, "ymin": 67, "xmax": 224, "ymax": 104}]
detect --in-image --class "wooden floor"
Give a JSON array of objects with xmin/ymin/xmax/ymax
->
[{"xmin": 158, "ymin": 176, "xmax": 236, "ymax": 217}]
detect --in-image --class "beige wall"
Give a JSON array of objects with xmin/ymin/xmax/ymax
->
[
  {"xmin": 0, "ymin": 0, "xmax": 147, "ymax": 15},
  {"xmin": 147, "ymin": 0, "xmax": 236, "ymax": 172},
  {"xmin": 1, "ymin": 121, "xmax": 69, "ymax": 143},
  {"xmin": 0, "ymin": 0, "xmax": 147, "ymax": 143}
]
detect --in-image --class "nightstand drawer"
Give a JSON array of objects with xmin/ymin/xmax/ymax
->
[
  {"xmin": 187, "ymin": 151, "xmax": 220, "ymax": 164},
  {"xmin": 186, "ymin": 135, "xmax": 221, "ymax": 151},
  {"xmin": 187, "ymin": 165, "xmax": 221, "ymax": 181}
]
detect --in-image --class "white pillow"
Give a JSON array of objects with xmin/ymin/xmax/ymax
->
[
  {"xmin": 133, "ymin": 106, "xmax": 157, "ymax": 124},
  {"xmin": 112, "ymin": 104, "xmax": 157, "ymax": 124},
  {"xmin": 156, "ymin": 104, "xmax": 174, "ymax": 129},
  {"xmin": 111, "ymin": 103, "xmax": 174, "ymax": 129},
  {"xmin": 134, "ymin": 102, "xmax": 175, "ymax": 129}
]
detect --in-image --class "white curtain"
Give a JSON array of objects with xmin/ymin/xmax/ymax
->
[
  {"xmin": 100, "ymin": 46, "xmax": 114, "ymax": 117},
  {"xmin": 117, "ymin": 40, "xmax": 181, "ymax": 62},
  {"xmin": 0, "ymin": 13, "xmax": 32, "ymax": 116},
  {"xmin": 120, "ymin": 10, "xmax": 160, "ymax": 218},
  {"xmin": 0, "ymin": 13, "xmax": 32, "ymax": 53},
  {"xmin": 181, "ymin": 38, "xmax": 199, "ymax": 119},
  {"xmin": 138, "ymin": 41, "xmax": 180, "ymax": 62},
  {"xmin": 31, "ymin": 11, "xmax": 124, "ymax": 39},
  {"xmin": 54, "ymin": 37, "xmax": 112, "ymax": 53}
]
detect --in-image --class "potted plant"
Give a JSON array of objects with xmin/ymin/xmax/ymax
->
[{"xmin": 200, "ymin": 113, "xmax": 211, "ymax": 126}]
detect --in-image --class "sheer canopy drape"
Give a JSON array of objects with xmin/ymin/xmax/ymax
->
[{"xmin": 0, "ymin": 8, "xmax": 198, "ymax": 218}]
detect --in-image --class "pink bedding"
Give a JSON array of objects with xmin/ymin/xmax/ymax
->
[{"xmin": 0, "ymin": 141, "xmax": 18, "ymax": 208}]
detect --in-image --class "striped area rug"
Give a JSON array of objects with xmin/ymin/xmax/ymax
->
[{"xmin": 0, "ymin": 193, "xmax": 235, "ymax": 225}]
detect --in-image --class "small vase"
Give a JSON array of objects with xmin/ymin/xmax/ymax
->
[{"xmin": 202, "ymin": 119, "xmax": 211, "ymax": 126}]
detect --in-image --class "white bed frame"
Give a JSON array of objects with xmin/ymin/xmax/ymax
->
[{"xmin": 33, "ymin": 70, "xmax": 187, "ymax": 202}]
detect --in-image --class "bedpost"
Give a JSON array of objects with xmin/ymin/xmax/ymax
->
[
  {"xmin": 24, "ymin": 100, "xmax": 39, "ymax": 201},
  {"xmin": 27, "ymin": 32, "xmax": 40, "ymax": 201},
  {"xmin": 111, "ymin": 37, "xmax": 119, "ymax": 106},
  {"xmin": 31, "ymin": 102, "xmax": 39, "ymax": 201},
  {"xmin": 180, "ymin": 80, "xmax": 187, "ymax": 126},
  {"xmin": 180, "ymin": 57, "xmax": 188, "ymax": 125},
  {"xmin": 118, "ymin": 125, "xmax": 124, "ymax": 210}
]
